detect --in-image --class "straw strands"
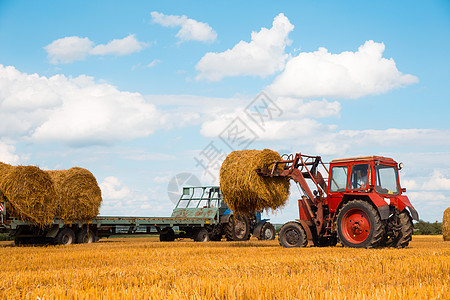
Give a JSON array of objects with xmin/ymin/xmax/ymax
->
[
  {"xmin": 46, "ymin": 167, "xmax": 102, "ymax": 221},
  {"xmin": 220, "ymin": 149, "xmax": 290, "ymax": 213},
  {"xmin": 0, "ymin": 163, "xmax": 102, "ymax": 225},
  {"xmin": 0, "ymin": 164, "xmax": 57, "ymax": 227}
]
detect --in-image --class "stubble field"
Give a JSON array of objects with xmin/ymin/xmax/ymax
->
[{"xmin": 0, "ymin": 235, "xmax": 448, "ymax": 299}]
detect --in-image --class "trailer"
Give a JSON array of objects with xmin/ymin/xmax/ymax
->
[{"xmin": 0, "ymin": 186, "xmax": 275, "ymax": 245}]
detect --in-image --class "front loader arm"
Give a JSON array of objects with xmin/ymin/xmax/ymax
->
[{"xmin": 256, "ymin": 153, "xmax": 328, "ymax": 235}]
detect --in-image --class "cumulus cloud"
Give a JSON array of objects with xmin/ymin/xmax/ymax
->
[
  {"xmin": 268, "ymin": 40, "xmax": 418, "ymax": 99},
  {"xmin": 195, "ymin": 13, "xmax": 294, "ymax": 81},
  {"xmin": 199, "ymin": 95, "xmax": 338, "ymax": 141},
  {"xmin": 0, "ymin": 141, "xmax": 21, "ymax": 164},
  {"xmin": 44, "ymin": 36, "xmax": 94, "ymax": 64},
  {"xmin": 90, "ymin": 34, "xmax": 147, "ymax": 55},
  {"xmin": 151, "ymin": 11, "xmax": 217, "ymax": 43},
  {"xmin": 45, "ymin": 34, "xmax": 146, "ymax": 64},
  {"xmin": 0, "ymin": 65, "xmax": 160, "ymax": 146},
  {"xmin": 422, "ymin": 170, "xmax": 450, "ymax": 191}
]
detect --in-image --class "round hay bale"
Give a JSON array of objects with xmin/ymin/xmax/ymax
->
[
  {"xmin": 46, "ymin": 167, "xmax": 102, "ymax": 221},
  {"xmin": 219, "ymin": 149, "xmax": 290, "ymax": 213},
  {"xmin": 443, "ymin": 207, "xmax": 450, "ymax": 241},
  {"xmin": 0, "ymin": 165, "xmax": 57, "ymax": 227}
]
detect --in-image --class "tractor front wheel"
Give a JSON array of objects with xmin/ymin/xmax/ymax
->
[
  {"xmin": 337, "ymin": 200, "xmax": 383, "ymax": 248},
  {"xmin": 278, "ymin": 222, "xmax": 307, "ymax": 248},
  {"xmin": 393, "ymin": 211, "xmax": 413, "ymax": 248}
]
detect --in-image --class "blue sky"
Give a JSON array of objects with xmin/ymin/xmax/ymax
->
[{"xmin": 0, "ymin": 0, "xmax": 449, "ymax": 222}]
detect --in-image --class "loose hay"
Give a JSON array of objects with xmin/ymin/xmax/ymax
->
[
  {"xmin": 0, "ymin": 164, "xmax": 56, "ymax": 227},
  {"xmin": 46, "ymin": 167, "xmax": 102, "ymax": 221},
  {"xmin": 444, "ymin": 207, "xmax": 450, "ymax": 241},
  {"xmin": 220, "ymin": 149, "xmax": 290, "ymax": 213}
]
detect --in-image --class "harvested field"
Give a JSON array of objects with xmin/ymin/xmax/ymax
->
[
  {"xmin": 0, "ymin": 164, "xmax": 56, "ymax": 227},
  {"xmin": 0, "ymin": 235, "xmax": 447, "ymax": 299},
  {"xmin": 46, "ymin": 167, "xmax": 102, "ymax": 221},
  {"xmin": 220, "ymin": 149, "xmax": 290, "ymax": 212}
]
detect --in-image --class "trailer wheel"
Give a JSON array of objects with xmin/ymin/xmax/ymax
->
[
  {"xmin": 393, "ymin": 211, "xmax": 413, "ymax": 248},
  {"xmin": 159, "ymin": 228, "xmax": 175, "ymax": 242},
  {"xmin": 337, "ymin": 200, "xmax": 383, "ymax": 248},
  {"xmin": 76, "ymin": 229, "xmax": 96, "ymax": 244},
  {"xmin": 225, "ymin": 214, "xmax": 250, "ymax": 241},
  {"xmin": 278, "ymin": 221, "xmax": 307, "ymax": 247},
  {"xmin": 194, "ymin": 228, "xmax": 210, "ymax": 242},
  {"xmin": 54, "ymin": 228, "xmax": 75, "ymax": 245},
  {"xmin": 259, "ymin": 222, "xmax": 276, "ymax": 240}
]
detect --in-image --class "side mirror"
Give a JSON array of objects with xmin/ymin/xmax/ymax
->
[
  {"xmin": 398, "ymin": 162, "xmax": 404, "ymax": 170},
  {"xmin": 402, "ymin": 188, "xmax": 406, "ymax": 193}
]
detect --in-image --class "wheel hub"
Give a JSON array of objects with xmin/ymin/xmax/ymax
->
[{"xmin": 342, "ymin": 208, "xmax": 370, "ymax": 243}]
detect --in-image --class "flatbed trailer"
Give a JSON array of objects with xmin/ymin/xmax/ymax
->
[{"xmin": 0, "ymin": 186, "xmax": 276, "ymax": 245}]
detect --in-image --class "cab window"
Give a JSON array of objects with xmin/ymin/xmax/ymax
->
[
  {"xmin": 330, "ymin": 166, "xmax": 348, "ymax": 192},
  {"xmin": 348, "ymin": 164, "xmax": 369, "ymax": 190}
]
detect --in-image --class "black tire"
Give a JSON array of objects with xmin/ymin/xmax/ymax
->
[
  {"xmin": 224, "ymin": 214, "xmax": 250, "ymax": 241},
  {"xmin": 54, "ymin": 228, "xmax": 75, "ymax": 245},
  {"xmin": 194, "ymin": 228, "xmax": 210, "ymax": 242},
  {"xmin": 337, "ymin": 200, "xmax": 384, "ymax": 248},
  {"xmin": 278, "ymin": 221, "xmax": 308, "ymax": 248},
  {"xmin": 393, "ymin": 211, "xmax": 413, "ymax": 248},
  {"xmin": 14, "ymin": 236, "xmax": 33, "ymax": 246},
  {"xmin": 258, "ymin": 222, "xmax": 276, "ymax": 240},
  {"xmin": 76, "ymin": 229, "xmax": 96, "ymax": 244},
  {"xmin": 159, "ymin": 228, "xmax": 175, "ymax": 242},
  {"xmin": 313, "ymin": 234, "xmax": 338, "ymax": 247}
]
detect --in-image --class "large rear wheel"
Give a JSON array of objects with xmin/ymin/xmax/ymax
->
[
  {"xmin": 337, "ymin": 200, "xmax": 383, "ymax": 248},
  {"xmin": 278, "ymin": 221, "xmax": 307, "ymax": 248},
  {"xmin": 225, "ymin": 214, "xmax": 250, "ymax": 241}
]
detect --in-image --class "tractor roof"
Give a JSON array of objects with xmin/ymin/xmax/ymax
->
[{"xmin": 330, "ymin": 156, "xmax": 395, "ymax": 164}]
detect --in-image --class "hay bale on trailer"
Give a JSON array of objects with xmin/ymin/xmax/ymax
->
[
  {"xmin": 443, "ymin": 207, "xmax": 450, "ymax": 241},
  {"xmin": 219, "ymin": 149, "xmax": 290, "ymax": 213},
  {"xmin": 0, "ymin": 163, "xmax": 57, "ymax": 227},
  {"xmin": 46, "ymin": 167, "xmax": 102, "ymax": 221}
]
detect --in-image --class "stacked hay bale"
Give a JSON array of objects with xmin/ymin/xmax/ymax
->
[
  {"xmin": 46, "ymin": 167, "xmax": 102, "ymax": 221},
  {"xmin": 219, "ymin": 149, "xmax": 290, "ymax": 213},
  {"xmin": 0, "ymin": 163, "xmax": 57, "ymax": 227},
  {"xmin": 444, "ymin": 207, "xmax": 450, "ymax": 241}
]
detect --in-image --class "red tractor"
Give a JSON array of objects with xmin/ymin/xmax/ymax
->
[{"xmin": 257, "ymin": 154, "xmax": 418, "ymax": 248}]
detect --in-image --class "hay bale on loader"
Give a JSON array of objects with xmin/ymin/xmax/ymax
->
[
  {"xmin": 443, "ymin": 207, "xmax": 450, "ymax": 241},
  {"xmin": 219, "ymin": 149, "xmax": 290, "ymax": 213},
  {"xmin": 46, "ymin": 167, "xmax": 102, "ymax": 221},
  {"xmin": 0, "ymin": 163, "xmax": 57, "ymax": 227}
]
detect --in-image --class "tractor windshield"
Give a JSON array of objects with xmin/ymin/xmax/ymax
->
[{"xmin": 375, "ymin": 165, "xmax": 399, "ymax": 195}]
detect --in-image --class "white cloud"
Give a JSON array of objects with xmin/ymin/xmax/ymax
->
[
  {"xmin": 44, "ymin": 36, "xmax": 94, "ymax": 64},
  {"xmin": 0, "ymin": 65, "xmax": 161, "ymax": 146},
  {"xmin": 423, "ymin": 170, "xmax": 450, "ymax": 191},
  {"xmin": 90, "ymin": 34, "xmax": 147, "ymax": 55},
  {"xmin": 268, "ymin": 40, "xmax": 419, "ymax": 99},
  {"xmin": 151, "ymin": 11, "xmax": 217, "ymax": 43},
  {"xmin": 199, "ymin": 96, "xmax": 337, "ymax": 141},
  {"xmin": 0, "ymin": 140, "xmax": 20, "ymax": 164},
  {"xmin": 195, "ymin": 13, "xmax": 294, "ymax": 81},
  {"xmin": 45, "ymin": 35, "xmax": 146, "ymax": 64},
  {"xmin": 100, "ymin": 176, "xmax": 132, "ymax": 199},
  {"xmin": 147, "ymin": 59, "xmax": 161, "ymax": 68}
]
